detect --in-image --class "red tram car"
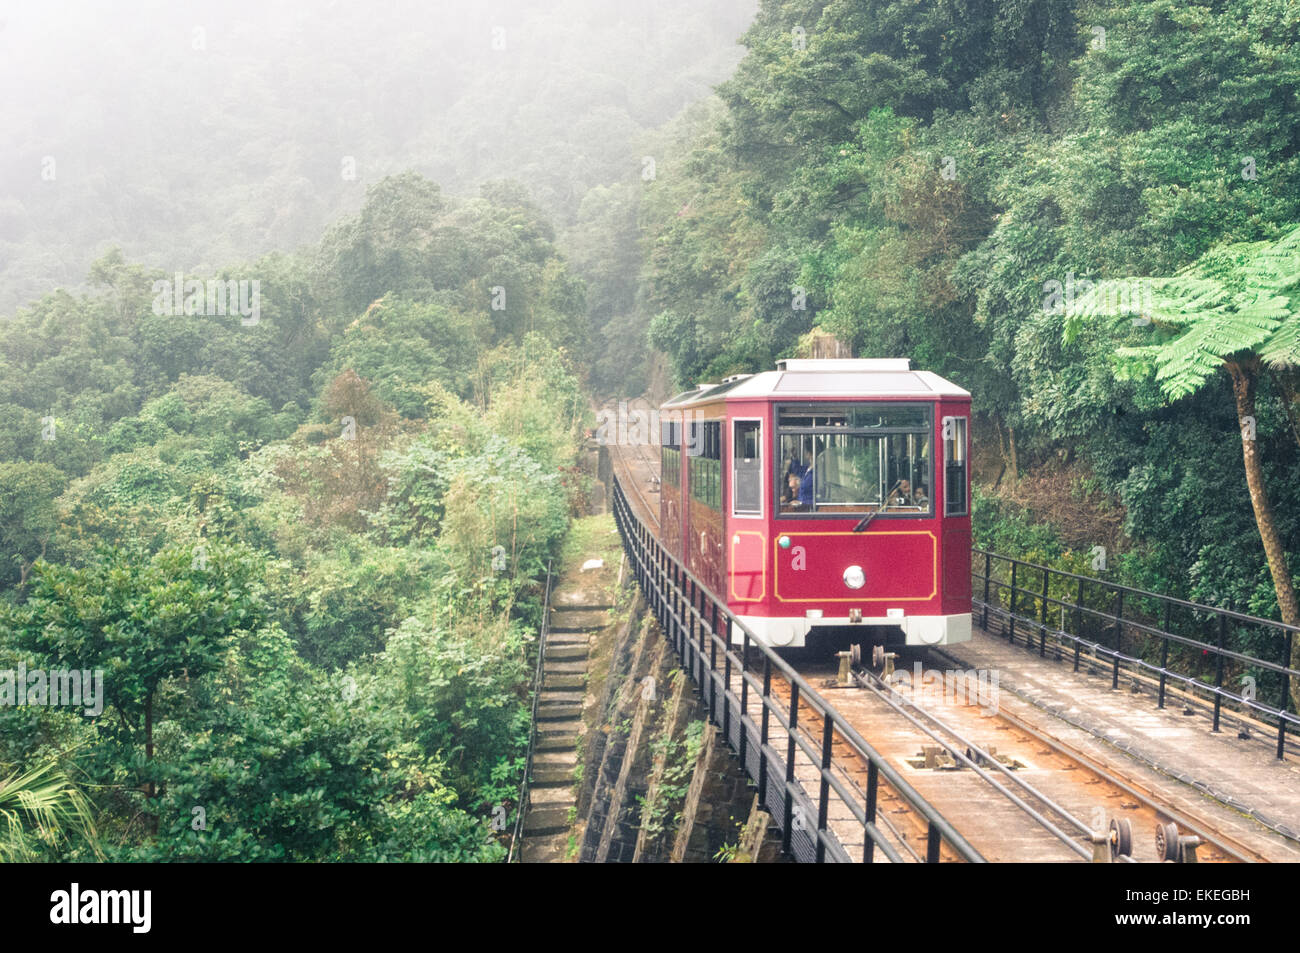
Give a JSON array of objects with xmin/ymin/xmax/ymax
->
[{"xmin": 658, "ymin": 358, "xmax": 972, "ymax": 650}]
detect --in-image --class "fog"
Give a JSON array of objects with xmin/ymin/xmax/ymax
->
[{"xmin": 0, "ymin": 0, "xmax": 757, "ymax": 312}]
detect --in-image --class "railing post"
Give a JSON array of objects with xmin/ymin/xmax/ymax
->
[
  {"xmin": 1038, "ymin": 567, "xmax": 1050, "ymax": 657},
  {"xmin": 817, "ymin": 715, "xmax": 833, "ymax": 863},
  {"xmin": 739, "ymin": 633, "xmax": 750, "ymax": 769},
  {"xmin": 723, "ymin": 638, "xmax": 732, "ymax": 745},
  {"xmin": 1111, "ymin": 590, "xmax": 1124, "ymax": 691},
  {"xmin": 1075, "ymin": 576, "xmax": 1084, "ymax": 642},
  {"xmin": 1280, "ymin": 629, "xmax": 1294, "ymax": 760},
  {"xmin": 982, "ymin": 551, "xmax": 991, "ymax": 629},
  {"xmin": 1156, "ymin": 602, "xmax": 1171, "ymax": 708},
  {"xmin": 707, "ymin": 602, "xmax": 717, "ymax": 725},
  {"xmin": 1040, "ymin": 567, "xmax": 1050, "ymax": 625},
  {"xmin": 696, "ymin": 586, "xmax": 706, "ymax": 685},
  {"xmin": 783, "ymin": 682, "xmax": 800, "ymax": 857},
  {"xmin": 670, "ymin": 565, "xmax": 680, "ymax": 650},
  {"xmin": 686, "ymin": 578, "xmax": 696, "ymax": 677},
  {"xmin": 709, "ymin": 602, "xmax": 719, "ymax": 724},
  {"xmin": 1008, "ymin": 560, "xmax": 1018, "ymax": 642},
  {"xmin": 1213, "ymin": 614, "xmax": 1226, "ymax": 732},
  {"xmin": 926, "ymin": 823, "xmax": 942, "ymax": 864},
  {"xmin": 758, "ymin": 658, "xmax": 771, "ymax": 807}
]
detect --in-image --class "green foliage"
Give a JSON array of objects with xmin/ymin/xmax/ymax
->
[
  {"xmin": 972, "ymin": 490, "xmax": 1068, "ymax": 564},
  {"xmin": 0, "ymin": 462, "xmax": 66, "ymax": 588},
  {"xmin": 637, "ymin": 716, "xmax": 705, "ymax": 845},
  {"xmin": 0, "ymin": 158, "xmax": 586, "ymax": 860},
  {"xmin": 631, "ymin": 0, "xmax": 1300, "ymax": 632},
  {"xmin": 0, "ymin": 759, "xmax": 102, "ymax": 862},
  {"xmin": 314, "ymin": 297, "xmax": 487, "ymax": 416}
]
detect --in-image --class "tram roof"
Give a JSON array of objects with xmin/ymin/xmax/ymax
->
[{"xmin": 661, "ymin": 359, "xmax": 970, "ymax": 408}]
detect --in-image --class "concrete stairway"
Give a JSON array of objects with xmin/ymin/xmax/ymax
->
[{"xmin": 518, "ymin": 600, "xmax": 607, "ymax": 861}]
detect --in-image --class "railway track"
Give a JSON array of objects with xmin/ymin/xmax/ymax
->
[
  {"xmin": 977, "ymin": 605, "xmax": 1300, "ymax": 762},
  {"xmin": 605, "ymin": 435, "xmax": 1281, "ymax": 862},
  {"xmin": 841, "ymin": 652, "xmax": 1263, "ymax": 862}
]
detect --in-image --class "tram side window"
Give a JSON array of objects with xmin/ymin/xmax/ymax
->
[
  {"xmin": 733, "ymin": 420, "xmax": 762, "ymax": 515},
  {"xmin": 689, "ymin": 421, "xmax": 722, "ymax": 509},
  {"xmin": 660, "ymin": 419, "xmax": 680, "ymax": 487},
  {"xmin": 943, "ymin": 416, "xmax": 968, "ymax": 516}
]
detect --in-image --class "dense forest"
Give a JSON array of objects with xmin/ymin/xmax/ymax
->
[
  {"xmin": 622, "ymin": 0, "xmax": 1300, "ymax": 630},
  {"xmin": 3, "ymin": 0, "xmax": 1300, "ymax": 860},
  {"xmin": 0, "ymin": 174, "xmax": 593, "ymax": 859}
]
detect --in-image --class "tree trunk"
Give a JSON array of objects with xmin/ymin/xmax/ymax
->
[
  {"xmin": 1227, "ymin": 360, "xmax": 1300, "ymax": 710},
  {"xmin": 145, "ymin": 691, "xmax": 157, "ymax": 834},
  {"xmin": 1008, "ymin": 426, "xmax": 1019, "ymax": 492}
]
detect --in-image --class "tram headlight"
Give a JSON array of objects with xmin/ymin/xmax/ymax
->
[{"xmin": 842, "ymin": 565, "xmax": 865, "ymax": 590}]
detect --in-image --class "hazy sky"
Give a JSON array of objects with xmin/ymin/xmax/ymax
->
[{"xmin": 0, "ymin": 0, "xmax": 757, "ymax": 311}]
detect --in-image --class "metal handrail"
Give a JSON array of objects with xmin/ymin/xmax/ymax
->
[
  {"xmin": 507, "ymin": 559, "xmax": 553, "ymax": 863},
  {"xmin": 973, "ymin": 548, "xmax": 1299, "ymax": 759},
  {"xmin": 613, "ymin": 478, "xmax": 984, "ymax": 863},
  {"xmin": 974, "ymin": 548, "xmax": 1300, "ymax": 632}
]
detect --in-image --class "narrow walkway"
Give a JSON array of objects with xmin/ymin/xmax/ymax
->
[{"xmin": 518, "ymin": 589, "xmax": 611, "ymax": 861}]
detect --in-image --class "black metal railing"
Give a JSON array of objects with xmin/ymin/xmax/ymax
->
[
  {"xmin": 507, "ymin": 559, "xmax": 553, "ymax": 863},
  {"xmin": 613, "ymin": 478, "xmax": 984, "ymax": 863},
  {"xmin": 972, "ymin": 549, "xmax": 1300, "ymax": 760}
]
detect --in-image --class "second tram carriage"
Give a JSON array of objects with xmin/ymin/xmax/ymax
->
[{"xmin": 658, "ymin": 358, "xmax": 972, "ymax": 650}]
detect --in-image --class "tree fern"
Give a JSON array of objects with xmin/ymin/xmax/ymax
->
[
  {"xmin": 1151, "ymin": 292, "xmax": 1288, "ymax": 400},
  {"xmin": 1062, "ymin": 224, "xmax": 1300, "ymax": 671},
  {"xmin": 1064, "ymin": 226, "xmax": 1300, "ymax": 400}
]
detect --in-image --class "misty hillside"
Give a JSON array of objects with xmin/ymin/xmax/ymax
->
[{"xmin": 0, "ymin": 0, "xmax": 756, "ymax": 313}]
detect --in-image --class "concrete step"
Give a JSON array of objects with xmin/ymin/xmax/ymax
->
[
  {"xmin": 537, "ymin": 694, "xmax": 581, "ymax": 705},
  {"xmin": 539, "ymin": 689, "xmax": 585, "ymax": 702},
  {"xmin": 542, "ymin": 674, "xmax": 586, "ymax": 690},
  {"xmin": 536, "ymin": 706, "xmax": 582, "ymax": 722},
  {"xmin": 536, "ymin": 736, "xmax": 578, "ymax": 753},
  {"xmin": 519, "ymin": 832, "xmax": 571, "ymax": 863},
  {"xmin": 551, "ymin": 600, "xmax": 615, "ymax": 612},
  {"xmin": 546, "ymin": 632, "xmax": 592, "ymax": 645},
  {"xmin": 538, "ymin": 721, "xmax": 583, "ymax": 738},
  {"xmin": 545, "ymin": 644, "xmax": 589, "ymax": 661},
  {"xmin": 528, "ymin": 786, "xmax": 575, "ymax": 807},
  {"xmin": 543, "ymin": 660, "xmax": 588, "ymax": 675},
  {"xmin": 530, "ymin": 768, "xmax": 576, "ymax": 788},
  {"xmin": 523, "ymin": 807, "xmax": 572, "ymax": 838},
  {"xmin": 533, "ymin": 749, "xmax": 578, "ymax": 767}
]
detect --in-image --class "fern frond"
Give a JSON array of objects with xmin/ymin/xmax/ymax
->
[
  {"xmin": 1237, "ymin": 226, "xmax": 1300, "ymax": 294},
  {"xmin": 1151, "ymin": 295, "xmax": 1282, "ymax": 400},
  {"xmin": 1261, "ymin": 315, "xmax": 1300, "ymax": 368}
]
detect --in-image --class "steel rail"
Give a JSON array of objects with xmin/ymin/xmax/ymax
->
[
  {"xmin": 851, "ymin": 665, "xmax": 1102, "ymax": 862},
  {"xmin": 927, "ymin": 643, "xmax": 1270, "ymax": 863}
]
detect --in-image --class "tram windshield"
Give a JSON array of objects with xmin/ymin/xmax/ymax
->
[{"xmin": 776, "ymin": 404, "xmax": 932, "ymax": 516}]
